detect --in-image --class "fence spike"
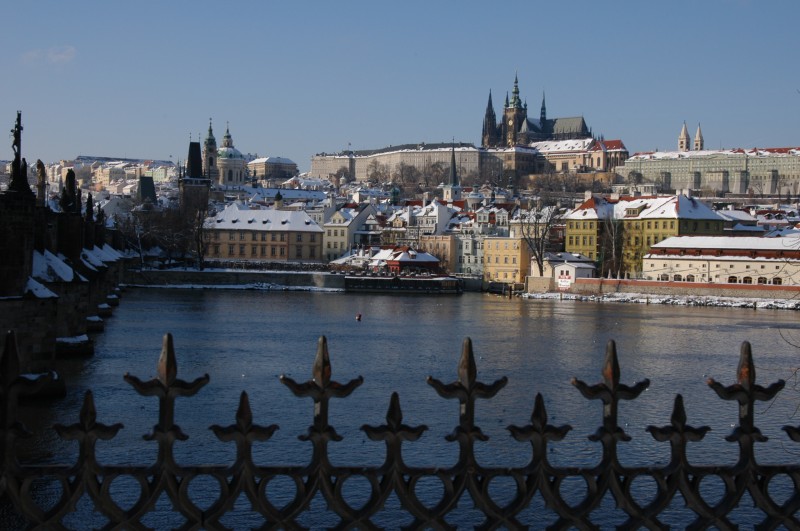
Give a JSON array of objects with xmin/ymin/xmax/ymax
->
[
  {"xmin": 157, "ymin": 333, "xmax": 177, "ymax": 386},
  {"xmin": 458, "ymin": 337, "xmax": 476, "ymax": 388},
  {"xmin": 313, "ymin": 335, "xmax": 331, "ymax": 388}
]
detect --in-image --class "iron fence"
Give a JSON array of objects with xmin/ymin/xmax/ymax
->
[{"xmin": 1, "ymin": 329, "xmax": 799, "ymax": 529}]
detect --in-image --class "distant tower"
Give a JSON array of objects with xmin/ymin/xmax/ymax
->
[
  {"xmin": 678, "ymin": 122, "xmax": 691, "ymax": 152},
  {"xmin": 202, "ymin": 119, "xmax": 219, "ymax": 182},
  {"xmin": 443, "ymin": 145, "xmax": 462, "ymax": 203},
  {"xmin": 694, "ymin": 123, "xmax": 704, "ymax": 151},
  {"xmin": 481, "ymin": 91, "xmax": 499, "ymax": 147},
  {"xmin": 180, "ymin": 140, "xmax": 211, "ymax": 217},
  {"xmin": 216, "ymin": 123, "xmax": 247, "ymax": 186},
  {"xmin": 540, "ymin": 91, "xmax": 547, "ymax": 124},
  {"xmin": 503, "ymin": 74, "xmax": 527, "ymax": 147}
]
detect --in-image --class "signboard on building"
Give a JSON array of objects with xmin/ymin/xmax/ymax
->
[{"xmin": 557, "ymin": 269, "xmax": 572, "ymax": 290}]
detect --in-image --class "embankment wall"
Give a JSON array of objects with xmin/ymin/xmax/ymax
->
[
  {"xmin": 124, "ymin": 269, "xmax": 346, "ymax": 290},
  {"xmin": 570, "ymin": 278, "xmax": 800, "ymax": 300}
]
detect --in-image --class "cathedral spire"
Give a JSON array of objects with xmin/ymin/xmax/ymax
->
[
  {"xmin": 540, "ymin": 91, "xmax": 547, "ymax": 124},
  {"xmin": 510, "ymin": 73, "xmax": 522, "ymax": 109},
  {"xmin": 694, "ymin": 123, "xmax": 704, "ymax": 151},
  {"xmin": 679, "ymin": 121, "xmax": 691, "ymax": 152},
  {"xmin": 482, "ymin": 90, "xmax": 499, "ymax": 147}
]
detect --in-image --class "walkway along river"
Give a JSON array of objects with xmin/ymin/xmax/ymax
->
[{"xmin": 8, "ymin": 288, "xmax": 800, "ymax": 527}]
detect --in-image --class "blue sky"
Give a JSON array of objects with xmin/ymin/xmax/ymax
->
[{"xmin": 3, "ymin": 0, "xmax": 799, "ymax": 171}]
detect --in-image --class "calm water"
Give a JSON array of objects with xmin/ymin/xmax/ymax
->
[{"xmin": 14, "ymin": 289, "xmax": 800, "ymax": 527}]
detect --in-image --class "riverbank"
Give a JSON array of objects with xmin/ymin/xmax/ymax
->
[{"xmin": 522, "ymin": 290, "xmax": 800, "ymax": 310}]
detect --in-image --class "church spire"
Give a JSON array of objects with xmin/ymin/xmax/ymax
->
[
  {"xmin": 510, "ymin": 73, "xmax": 522, "ymax": 109},
  {"xmin": 482, "ymin": 90, "xmax": 499, "ymax": 147},
  {"xmin": 694, "ymin": 123, "xmax": 704, "ymax": 151},
  {"xmin": 222, "ymin": 122, "xmax": 234, "ymax": 148},
  {"xmin": 679, "ymin": 121, "xmax": 691, "ymax": 152},
  {"xmin": 204, "ymin": 118, "xmax": 216, "ymax": 148},
  {"xmin": 540, "ymin": 91, "xmax": 547, "ymax": 124},
  {"xmin": 449, "ymin": 144, "xmax": 459, "ymax": 187}
]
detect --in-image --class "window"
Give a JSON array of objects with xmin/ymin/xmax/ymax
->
[
  {"xmin": 271, "ymin": 247, "xmax": 276, "ymax": 256},
  {"xmin": 239, "ymin": 244, "xmax": 245, "ymax": 255},
  {"xmin": 251, "ymin": 246, "xmax": 257, "ymax": 256},
  {"xmin": 280, "ymin": 234, "xmax": 285, "ymax": 242},
  {"xmin": 310, "ymin": 234, "xmax": 316, "ymax": 242},
  {"xmin": 213, "ymin": 245, "xmax": 220, "ymax": 255},
  {"xmin": 772, "ymin": 278, "xmax": 782, "ymax": 285},
  {"xmin": 686, "ymin": 274, "xmax": 695, "ymax": 282},
  {"xmin": 742, "ymin": 277, "xmax": 752, "ymax": 284},
  {"xmin": 252, "ymin": 233, "xmax": 257, "ymax": 241},
  {"xmin": 727, "ymin": 276, "xmax": 738, "ymax": 284},
  {"xmin": 296, "ymin": 247, "xmax": 302, "ymax": 258},
  {"xmin": 309, "ymin": 248, "xmax": 315, "ymax": 258},
  {"xmin": 757, "ymin": 277, "xmax": 767, "ymax": 284},
  {"xmin": 660, "ymin": 274, "xmax": 669, "ymax": 281},
  {"xmin": 239, "ymin": 232, "xmax": 245, "ymax": 241},
  {"xmin": 229, "ymin": 232, "xmax": 235, "ymax": 241},
  {"xmin": 228, "ymin": 244, "xmax": 234, "ymax": 255},
  {"xmin": 280, "ymin": 247, "xmax": 285, "ymax": 257},
  {"xmin": 261, "ymin": 233, "xmax": 266, "ymax": 241},
  {"xmin": 327, "ymin": 229, "xmax": 331, "ymax": 236},
  {"xmin": 260, "ymin": 246, "xmax": 266, "ymax": 256},
  {"xmin": 673, "ymin": 274, "xmax": 682, "ymax": 281},
  {"xmin": 296, "ymin": 234, "xmax": 303, "ymax": 243}
]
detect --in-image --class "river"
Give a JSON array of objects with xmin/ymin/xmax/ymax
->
[{"xmin": 13, "ymin": 288, "xmax": 800, "ymax": 527}]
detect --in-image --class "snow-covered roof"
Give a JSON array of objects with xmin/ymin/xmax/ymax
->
[
  {"xmin": 628, "ymin": 147, "xmax": 800, "ymax": 161},
  {"xmin": 651, "ymin": 235, "xmax": 800, "ymax": 252},
  {"xmin": 209, "ymin": 202, "xmax": 322, "ymax": 232},
  {"xmin": 32, "ymin": 250, "xmax": 85, "ymax": 283},
  {"xmin": 614, "ymin": 195, "xmax": 722, "ymax": 221},
  {"xmin": 529, "ymin": 138, "xmax": 594, "ymax": 153},
  {"xmin": 25, "ymin": 278, "xmax": 57, "ymax": 299},
  {"xmin": 249, "ymin": 156, "xmax": 296, "ymax": 165}
]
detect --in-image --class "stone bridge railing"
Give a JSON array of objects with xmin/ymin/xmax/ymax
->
[{"xmin": 1, "ymin": 329, "xmax": 799, "ymax": 529}]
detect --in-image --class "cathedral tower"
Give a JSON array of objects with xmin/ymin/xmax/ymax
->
[
  {"xmin": 503, "ymin": 74, "xmax": 527, "ymax": 147},
  {"xmin": 481, "ymin": 91, "xmax": 500, "ymax": 147},
  {"xmin": 678, "ymin": 122, "xmax": 691, "ymax": 152},
  {"xmin": 694, "ymin": 123, "xmax": 704, "ymax": 151},
  {"xmin": 202, "ymin": 119, "xmax": 219, "ymax": 182}
]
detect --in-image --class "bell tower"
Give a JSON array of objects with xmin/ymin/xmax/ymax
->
[
  {"xmin": 503, "ymin": 74, "xmax": 527, "ymax": 147},
  {"xmin": 202, "ymin": 119, "xmax": 219, "ymax": 182}
]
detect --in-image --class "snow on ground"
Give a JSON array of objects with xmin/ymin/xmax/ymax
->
[{"xmin": 522, "ymin": 291, "xmax": 800, "ymax": 310}]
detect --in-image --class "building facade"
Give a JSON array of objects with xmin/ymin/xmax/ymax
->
[
  {"xmin": 643, "ymin": 235, "xmax": 800, "ymax": 285},
  {"xmin": 205, "ymin": 203, "xmax": 323, "ymax": 262}
]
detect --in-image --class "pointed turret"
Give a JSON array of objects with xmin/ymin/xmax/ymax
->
[
  {"xmin": 679, "ymin": 122, "xmax": 691, "ymax": 152},
  {"xmin": 481, "ymin": 90, "xmax": 499, "ymax": 147},
  {"xmin": 694, "ymin": 123, "xmax": 704, "ymax": 151},
  {"xmin": 222, "ymin": 122, "xmax": 234, "ymax": 148},
  {"xmin": 443, "ymin": 144, "xmax": 462, "ymax": 202},
  {"xmin": 510, "ymin": 73, "xmax": 522, "ymax": 109},
  {"xmin": 540, "ymin": 91, "xmax": 547, "ymax": 124}
]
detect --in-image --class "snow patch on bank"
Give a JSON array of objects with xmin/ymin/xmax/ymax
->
[{"xmin": 522, "ymin": 292, "xmax": 800, "ymax": 310}]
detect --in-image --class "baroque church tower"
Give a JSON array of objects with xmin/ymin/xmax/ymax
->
[{"xmin": 202, "ymin": 119, "xmax": 219, "ymax": 182}]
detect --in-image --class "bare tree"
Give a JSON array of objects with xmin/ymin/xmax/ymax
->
[
  {"xmin": 599, "ymin": 216, "xmax": 624, "ymax": 278},
  {"xmin": 515, "ymin": 200, "xmax": 563, "ymax": 276}
]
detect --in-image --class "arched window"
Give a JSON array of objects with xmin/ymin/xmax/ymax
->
[
  {"xmin": 228, "ymin": 170, "xmax": 233, "ymax": 181},
  {"xmin": 772, "ymin": 277, "xmax": 783, "ymax": 285},
  {"xmin": 742, "ymin": 277, "xmax": 752, "ymax": 284},
  {"xmin": 686, "ymin": 274, "xmax": 695, "ymax": 282},
  {"xmin": 659, "ymin": 274, "xmax": 669, "ymax": 281},
  {"xmin": 673, "ymin": 274, "xmax": 682, "ymax": 282},
  {"xmin": 757, "ymin": 277, "xmax": 768, "ymax": 284},
  {"xmin": 727, "ymin": 276, "xmax": 738, "ymax": 284}
]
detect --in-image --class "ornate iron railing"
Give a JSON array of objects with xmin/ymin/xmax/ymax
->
[{"xmin": 1, "ymin": 328, "xmax": 800, "ymax": 529}]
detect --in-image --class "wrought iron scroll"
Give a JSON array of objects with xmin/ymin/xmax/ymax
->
[{"xmin": 1, "ymin": 329, "xmax": 799, "ymax": 529}]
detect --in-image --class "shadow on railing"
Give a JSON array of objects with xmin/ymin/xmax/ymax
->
[{"xmin": 1, "ymin": 329, "xmax": 800, "ymax": 529}]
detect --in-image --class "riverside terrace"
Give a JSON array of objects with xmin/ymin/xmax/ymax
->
[{"xmin": 1, "ymin": 329, "xmax": 800, "ymax": 529}]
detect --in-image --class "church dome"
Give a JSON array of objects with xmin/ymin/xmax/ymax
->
[{"xmin": 218, "ymin": 145, "xmax": 244, "ymax": 159}]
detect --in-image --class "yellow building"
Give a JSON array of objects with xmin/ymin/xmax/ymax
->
[
  {"xmin": 483, "ymin": 236, "xmax": 531, "ymax": 287},
  {"xmin": 617, "ymin": 194, "xmax": 724, "ymax": 275},
  {"xmin": 206, "ymin": 203, "xmax": 323, "ymax": 262},
  {"xmin": 565, "ymin": 193, "xmax": 724, "ymax": 276}
]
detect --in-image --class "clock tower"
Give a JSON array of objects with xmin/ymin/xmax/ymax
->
[{"xmin": 503, "ymin": 74, "xmax": 527, "ymax": 147}]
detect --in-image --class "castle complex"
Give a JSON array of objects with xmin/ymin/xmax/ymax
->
[
  {"xmin": 310, "ymin": 76, "xmax": 626, "ymax": 186},
  {"xmin": 616, "ymin": 124, "xmax": 800, "ymax": 196}
]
